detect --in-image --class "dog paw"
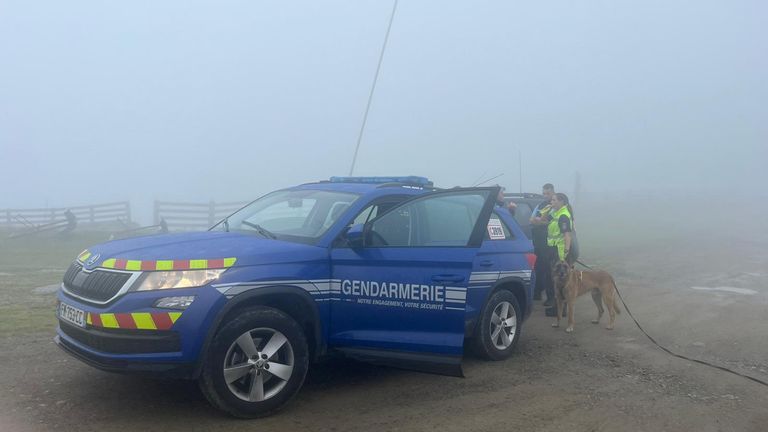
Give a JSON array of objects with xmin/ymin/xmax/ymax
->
[
  {"xmin": 565, "ymin": 327, "xmax": 574, "ymax": 333},
  {"xmin": 605, "ymin": 325, "xmax": 614, "ymax": 330},
  {"xmin": 551, "ymin": 322, "xmax": 559, "ymax": 328},
  {"xmin": 591, "ymin": 319, "xmax": 599, "ymax": 324}
]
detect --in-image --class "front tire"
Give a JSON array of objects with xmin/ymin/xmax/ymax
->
[
  {"xmin": 199, "ymin": 306, "xmax": 309, "ymax": 418},
  {"xmin": 473, "ymin": 290, "xmax": 522, "ymax": 360}
]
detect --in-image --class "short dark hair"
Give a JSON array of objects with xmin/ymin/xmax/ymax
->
[{"xmin": 542, "ymin": 183, "xmax": 554, "ymax": 191}]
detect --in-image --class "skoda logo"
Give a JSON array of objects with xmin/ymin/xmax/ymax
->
[{"xmin": 86, "ymin": 253, "xmax": 101, "ymax": 267}]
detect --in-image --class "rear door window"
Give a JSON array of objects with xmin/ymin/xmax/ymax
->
[{"xmin": 485, "ymin": 211, "xmax": 514, "ymax": 240}]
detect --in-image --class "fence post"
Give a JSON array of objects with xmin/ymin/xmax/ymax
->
[
  {"xmin": 89, "ymin": 206, "xmax": 95, "ymax": 224},
  {"xmin": 50, "ymin": 209, "xmax": 55, "ymax": 223},
  {"xmin": 153, "ymin": 201, "xmax": 160, "ymax": 225},
  {"xmin": 5, "ymin": 210, "xmax": 10, "ymax": 225},
  {"xmin": 125, "ymin": 202, "xmax": 132, "ymax": 224},
  {"xmin": 208, "ymin": 200, "xmax": 216, "ymax": 227}
]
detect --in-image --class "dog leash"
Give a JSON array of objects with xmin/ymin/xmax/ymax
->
[{"xmin": 575, "ymin": 259, "xmax": 768, "ymax": 389}]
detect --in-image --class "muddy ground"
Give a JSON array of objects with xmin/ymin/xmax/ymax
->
[{"xmin": 1, "ymin": 215, "xmax": 767, "ymax": 432}]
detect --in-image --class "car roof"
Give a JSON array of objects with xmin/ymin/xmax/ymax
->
[
  {"xmin": 504, "ymin": 192, "xmax": 545, "ymax": 200},
  {"xmin": 293, "ymin": 181, "xmax": 435, "ymax": 197},
  {"xmin": 294, "ymin": 176, "xmax": 436, "ymax": 195}
]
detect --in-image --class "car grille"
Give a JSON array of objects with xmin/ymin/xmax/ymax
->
[
  {"xmin": 60, "ymin": 322, "xmax": 181, "ymax": 354},
  {"xmin": 62, "ymin": 262, "xmax": 132, "ymax": 303}
]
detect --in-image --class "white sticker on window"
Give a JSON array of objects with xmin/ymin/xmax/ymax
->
[{"xmin": 487, "ymin": 218, "xmax": 505, "ymax": 240}]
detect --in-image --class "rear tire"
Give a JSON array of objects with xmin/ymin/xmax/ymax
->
[
  {"xmin": 199, "ymin": 306, "xmax": 309, "ymax": 418},
  {"xmin": 473, "ymin": 290, "xmax": 522, "ymax": 360}
]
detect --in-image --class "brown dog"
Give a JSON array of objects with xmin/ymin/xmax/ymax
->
[{"xmin": 551, "ymin": 261, "xmax": 621, "ymax": 333}]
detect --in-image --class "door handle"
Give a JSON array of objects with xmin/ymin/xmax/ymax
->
[
  {"xmin": 431, "ymin": 274, "xmax": 465, "ymax": 283},
  {"xmin": 479, "ymin": 260, "xmax": 495, "ymax": 267}
]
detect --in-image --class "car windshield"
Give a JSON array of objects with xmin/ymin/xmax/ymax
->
[{"xmin": 212, "ymin": 189, "xmax": 360, "ymax": 241}]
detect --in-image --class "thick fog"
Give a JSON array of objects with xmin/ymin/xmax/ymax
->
[{"xmin": 2, "ymin": 0, "xmax": 766, "ymax": 223}]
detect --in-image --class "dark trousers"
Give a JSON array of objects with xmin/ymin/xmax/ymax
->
[{"xmin": 534, "ymin": 246, "xmax": 558, "ymax": 301}]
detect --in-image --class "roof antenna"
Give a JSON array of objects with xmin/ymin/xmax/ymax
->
[
  {"xmin": 473, "ymin": 173, "xmax": 504, "ymax": 187},
  {"xmin": 519, "ymin": 150, "xmax": 523, "ymax": 193},
  {"xmin": 348, "ymin": 0, "xmax": 399, "ymax": 176}
]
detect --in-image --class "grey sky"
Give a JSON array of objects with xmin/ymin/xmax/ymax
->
[{"xmin": 2, "ymin": 0, "xmax": 766, "ymax": 216}]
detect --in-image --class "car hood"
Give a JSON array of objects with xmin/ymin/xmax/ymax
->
[{"xmin": 79, "ymin": 231, "xmax": 325, "ymax": 270}]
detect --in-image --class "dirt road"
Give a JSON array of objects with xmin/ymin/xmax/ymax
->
[{"xmin": 1, "ymin": 228, "xmax": 767, "ymax": 431}]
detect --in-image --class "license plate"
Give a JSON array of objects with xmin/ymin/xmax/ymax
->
[{"xmin": 59, "ymin": 302, "xmax": 86, "ymax": 328}]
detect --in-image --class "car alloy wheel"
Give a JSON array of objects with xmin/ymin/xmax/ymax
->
[
  {"xmin": 489, "ymin": 301, "xmax": 517, "ymax": 350},
  {"xmin": 223, "ymin": 327, "xmax": 295, "ymax": 402}
]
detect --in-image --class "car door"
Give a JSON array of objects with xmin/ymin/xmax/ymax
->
[{"xmin": 329, "ymin": 187, "xmax": 498, "ymax": 376}]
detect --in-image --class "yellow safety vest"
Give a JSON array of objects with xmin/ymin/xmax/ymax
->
[{"xmin": 547, "ymin": 206, "xmax": 572, "ymax": 261}]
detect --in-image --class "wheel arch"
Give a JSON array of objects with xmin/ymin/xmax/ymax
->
[
  {"xmin": 193, "ymin": 285, "xmax": 324, "ymax": 378},
  {"xmin": 467, "ymin": 276, "xmax": 529, "ymax": 338}
]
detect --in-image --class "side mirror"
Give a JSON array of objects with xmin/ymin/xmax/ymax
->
[{"xmin": 346, "ymin": 223, "xmax": 365, "ymax": 248}]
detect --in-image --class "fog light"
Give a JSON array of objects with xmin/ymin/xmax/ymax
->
[{"xmin": 154, "ymin": 296, "xmax": 196, "ymax": 310}]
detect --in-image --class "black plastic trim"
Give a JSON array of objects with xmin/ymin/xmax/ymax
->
[
  {"xmin": 59, "ymin": 321, "xmax": 181, "ymax": 354},
  {"xmin": 192, "ymin": 285, "xmax": 324, "ymax": 378},
  {"xmin": 337, "ymin": 347, "xmax": 463, "ymax": 377},
  {"xmin": 466, "ymin": 276, "xmax": 531, "ymax": 338},
  {"xmin": 55, "ymin": 335, "xmax": 194, "ymax": 379}
]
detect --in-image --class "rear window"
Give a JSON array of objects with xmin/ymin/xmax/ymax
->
[{"xmin": 513, "ymin": 202, "xmax": 533, "ymax": 229}]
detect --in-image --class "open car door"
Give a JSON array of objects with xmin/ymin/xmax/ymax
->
[{"xmin": 329, "ymin": 187, "xmax": 499, "ymax": 376}]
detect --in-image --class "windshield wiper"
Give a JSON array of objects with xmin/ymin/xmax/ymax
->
[{"xmin": 241, "ymin": 220, "xmax": 277, "ymax": 239}]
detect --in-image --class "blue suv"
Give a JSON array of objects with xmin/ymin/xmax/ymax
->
[{"xmin": 55, "ymin": 177, "xmax": 535, "ymax": 417}]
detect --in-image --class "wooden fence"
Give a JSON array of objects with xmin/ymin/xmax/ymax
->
[
  {"xmin": 154, "ymin": 200, "xmax": 250, "ymax": 231},
  {"xmin": 1, "ymin": 202, "xmax": 131, "ymax": 228}
]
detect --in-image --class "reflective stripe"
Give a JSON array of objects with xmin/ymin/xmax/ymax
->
[
  {"xmin": 100, "ymin": 313, "xmax": 119, "ymax": 328},
  {"xmin": 155, "ymin": 260, "xmax": 174, "ymax": 271},
  {"xmin": 189, "ymin": 259, "xmax": 207, "ymax": 269},
  {"xmin": 87, "ymin": 312, "xmax": 181, "ymax": 330},
  {"xmin": 151, "ymin": 313, "xmax": 173, "ymax": 330},
  {"xmin": 132, "ymin": 313, "xmax": 157, "ymax": 330},
  {"xmin": 78, "ymin": 251, "xmax": 91, "ymax": 263},
  {"xmin": 96, "ymin": 257, "xmax": 237, "ymax": 271}
]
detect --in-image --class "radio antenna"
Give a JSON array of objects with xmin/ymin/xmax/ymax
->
[
  {"xmin": 473, "ymin": 173, "xmax": 504, "ymax": 187},
  {"xmin": 348, "ymin": 0, "xmax": 399, "ymax": 176}
]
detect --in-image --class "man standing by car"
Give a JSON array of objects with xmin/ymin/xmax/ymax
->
[
  {"xmin": 496, "ymin": 185, "xmax": 517, "ymax": 216},
  {"xmin": 530, "ymin": 184, "xmax": 555, "ymax": 303}
]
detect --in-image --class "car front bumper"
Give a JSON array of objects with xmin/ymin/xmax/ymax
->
[{"xmin": 54, "ymin": 285, "xmax": 226, "ymax": 378}]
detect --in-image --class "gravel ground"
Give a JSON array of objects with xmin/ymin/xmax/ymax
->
[{"xmin": 1, "ymin": 227, "xmax": 767, "ymax": 431}]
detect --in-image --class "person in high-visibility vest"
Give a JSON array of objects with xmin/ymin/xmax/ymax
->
[
  {"xmin": 547, "ymin": 193, "xmax": 575, "ymax": 264},
  {"xmin": 530, "ymin": 183, "xmax": 555, "ymax": 304},
  {"xmin": 544, "ymin": 192, "xmax": 576, "ymax": 316}
]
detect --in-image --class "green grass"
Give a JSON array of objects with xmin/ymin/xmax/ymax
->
[
  {"xmin": 0, "ymin": 304, "xmax": 59, "ymax": 337},
  {"xmin": 0, "ymin": 231, "xmax": 113, "ymax": 336}
]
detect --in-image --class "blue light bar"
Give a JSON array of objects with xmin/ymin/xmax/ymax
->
[{"xmin": 329, "ymin": 176, "xmax": 432, "ymax": 186}]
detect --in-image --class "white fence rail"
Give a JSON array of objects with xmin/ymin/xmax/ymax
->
[
  {"xmin": 1, "ymin": 202, "xmax": 131, "ymax": 228},
  {"xmin": 154, "ymin": 200, "xmax": 249, "ymax": 231}
]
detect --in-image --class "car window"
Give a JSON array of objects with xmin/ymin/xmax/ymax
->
[
  {"xmin": 248, "ymin": 199, "xmax": 317, "ymax": 231},
  {"xmin": 369, "ymin": 191, "xmax": 488, "ymax": 247},
  {"xmin": 485, "ymin": 211, "xmax": 514, "ymax": 240},
  {"xmin": 350, "ymin": 199, "xmax": 408, "ymax": 227},
  {"xmin": 512, "ymin": 202, "xmax": 533, "ymax": 229},
  {"xmin": 352, "ymin": 205, "xmax": 377, "ymax": 225},
  {"xmin": 212, "ymin": 189, "xmax": 359, "ymax": 240}
]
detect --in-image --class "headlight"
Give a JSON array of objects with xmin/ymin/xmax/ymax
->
[{"xmin": 134, "ymin": 269, "xmax": 225, "ymax": 291}]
